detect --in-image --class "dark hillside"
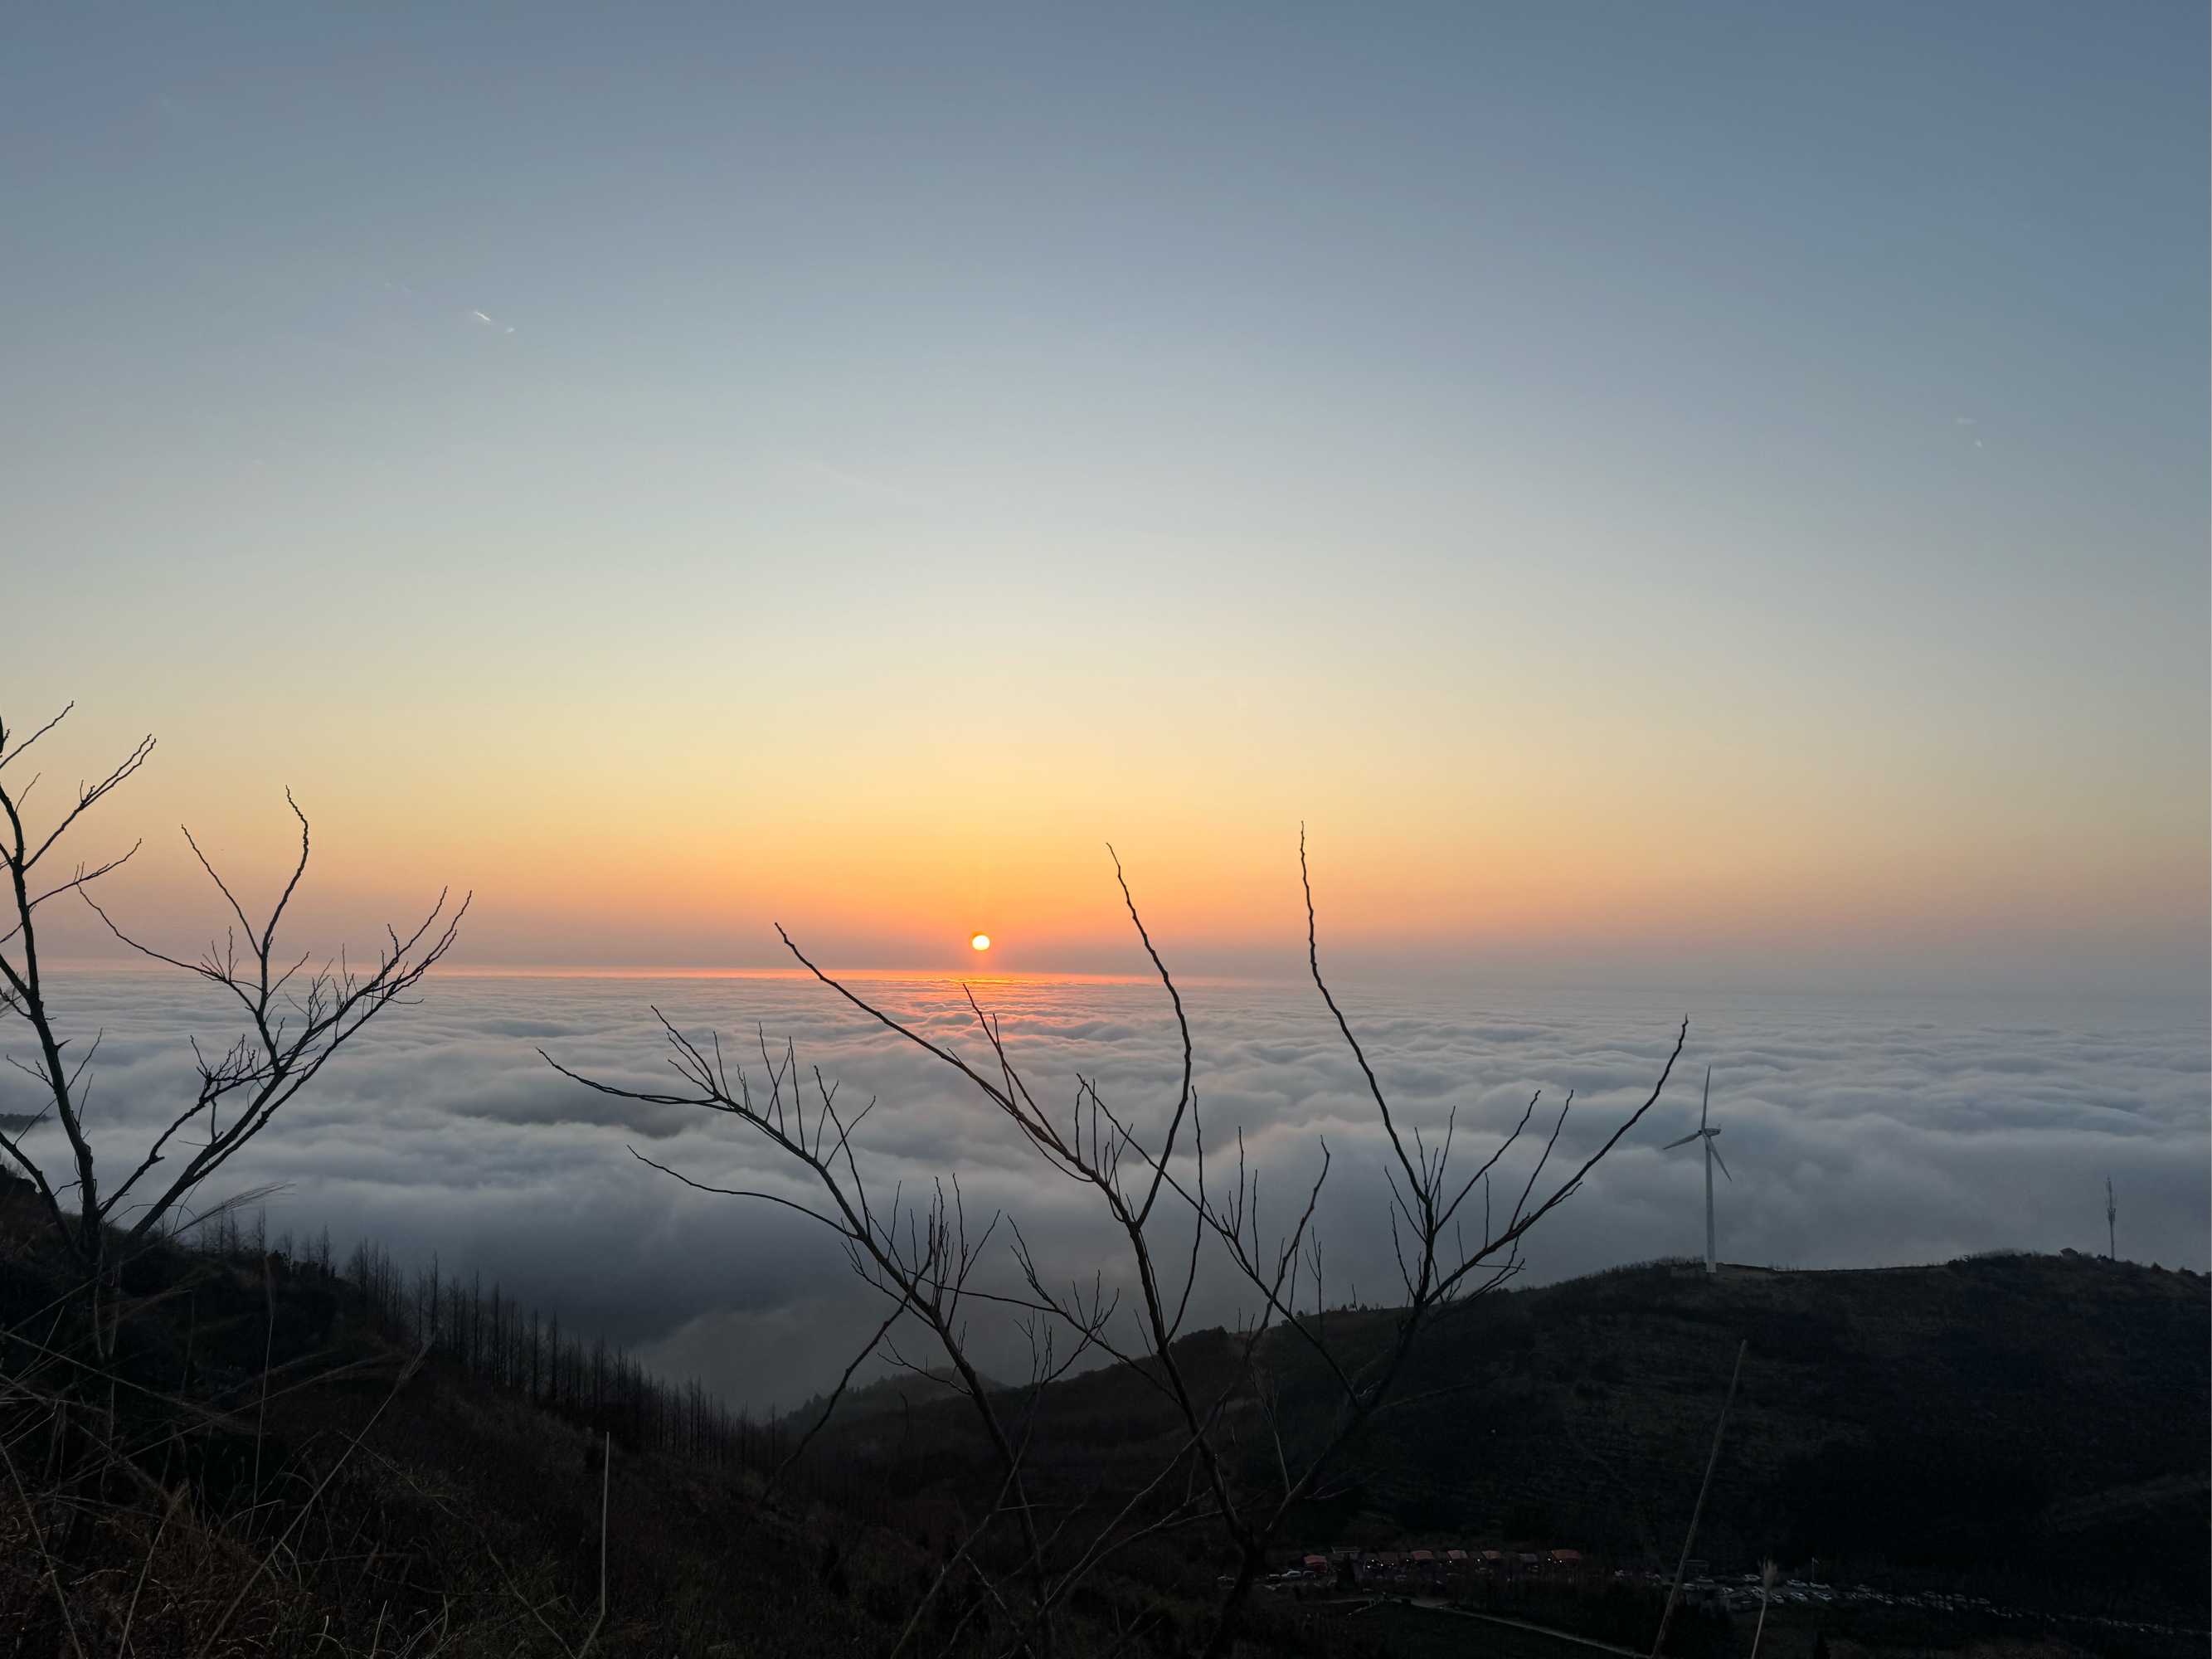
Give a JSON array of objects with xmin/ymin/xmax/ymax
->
[
  {"xmin": 802, "ymin": 1253, "xmax": 2207, "ymax": 1627},
  {"xmin": 2, "ymin": 1161, "xmax": 2199, "ymax": 1659},
  {"xmin": 1339, "ymin": 1254, "xmax": 2206, "ymax": 1598},
  {"xmin": 0, "ymin": 1181, "xmax": 1353, "ymax": 1659},
  {"xmin": 0, "ymin": 1182, "xmax": 934, "ymax": 1658}
]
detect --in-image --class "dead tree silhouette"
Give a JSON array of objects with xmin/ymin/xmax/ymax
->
[
  {"xmin": 552, "ymin": 833, "xmax": 1685, "ymax": 1659},
  {"xmin": 0, "ymin": 702, "xmax": 466, "ymax": 1361}
]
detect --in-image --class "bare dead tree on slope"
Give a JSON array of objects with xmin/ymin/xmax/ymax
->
[
  {"xmin": 0, "ymin": 703, "xmax": 466, "ymax": 1361},
  {"xmin": 552, "ymin": 836, "xmax": 1685, "ymax": 1659}
]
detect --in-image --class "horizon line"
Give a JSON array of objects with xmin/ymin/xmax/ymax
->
[
  {"xmin": 40, "ymin": 957, "xmax": 1274, "ymax": 989},
  {"xmin": 35, "ymin": 958, "xmax": 2209, "ymax": 1010}
]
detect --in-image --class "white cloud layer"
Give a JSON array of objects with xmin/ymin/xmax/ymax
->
[{"xmin": 5, "ymin": 969, "xmax": 2203, "ymax": 1410}]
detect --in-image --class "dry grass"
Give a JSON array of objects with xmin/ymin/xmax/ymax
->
[{"xmin": 0, "ymin": 1202, "xmax": 1287, "ymax": 1659}]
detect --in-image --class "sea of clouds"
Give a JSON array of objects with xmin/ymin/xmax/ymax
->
[{"xmin": 4, "ymin": 968, "xmax": 2204, "ymax": 1411}]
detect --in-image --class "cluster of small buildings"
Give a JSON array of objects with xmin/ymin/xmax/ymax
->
[
  {"xmin": 1250, "ymin": 1554, "xmax": 2100, "ymax": 1637},
  {"xmin": 1261, "ymin": 1545, "xmax": 1589, "ymax": 1592}
]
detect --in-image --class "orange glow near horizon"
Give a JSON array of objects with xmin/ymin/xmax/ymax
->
[{"xmin": 7, "ymin": 654, "xmax": 2203, "ymax": 997}]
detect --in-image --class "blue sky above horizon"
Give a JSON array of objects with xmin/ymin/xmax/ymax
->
[{"xmin": 4, "ymin": 3, "xmax": 2205, "ymax": 995}]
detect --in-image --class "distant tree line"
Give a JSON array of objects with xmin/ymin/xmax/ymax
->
[{"xmin": 196, "ymin": 1208, "xmax": 786, "ymax": 1477}]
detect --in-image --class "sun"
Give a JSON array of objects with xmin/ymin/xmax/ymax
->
[{"xmin": 970, "ymin": 933, "xmax": 991, "ymax": 951}]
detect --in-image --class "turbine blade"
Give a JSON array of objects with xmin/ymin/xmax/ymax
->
[
  {"xmin": 1700, "ymin": 1068, "xmax": 1710, "ymax": 1131},
  {"xmin": 1663, "ymin": 1133, "xmax": 1699, "ymax": 1150},
  {"xmin": 1711, "ymin": 1145, "xmax": 1732, "ymax": 1181}
]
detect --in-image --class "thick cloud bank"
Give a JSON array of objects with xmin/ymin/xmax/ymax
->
[{"xmin": 6, "ymin": 969, "xmax": 2204, "ymax": 1410}]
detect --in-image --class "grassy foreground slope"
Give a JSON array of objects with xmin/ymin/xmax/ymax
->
[{"xmin": 0, "ymin": 1180, "xmax": 912, "ymax": 1658}]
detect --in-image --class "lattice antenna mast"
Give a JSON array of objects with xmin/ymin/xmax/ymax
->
[{"xmin": 2105, "ymin": 1176, "xmax": 2116, "ymax": 1260}]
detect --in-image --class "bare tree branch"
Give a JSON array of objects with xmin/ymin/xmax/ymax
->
[
  {"xmin": 0, "ymin": 702, "xmax": 465, "ymax": 1370},
  {"xmin": 552, "ymin": 833, "xmax": 1685, "ymax": 1659}
]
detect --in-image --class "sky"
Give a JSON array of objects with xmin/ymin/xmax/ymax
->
[{"xmin": 3, "ymin": 3, "xmax": 2206, "ymax": 995}]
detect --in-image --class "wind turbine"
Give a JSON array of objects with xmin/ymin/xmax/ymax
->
[{"xmin": 1665, "ymin": 1068, "xmax": 1730, "ymax": 1273}]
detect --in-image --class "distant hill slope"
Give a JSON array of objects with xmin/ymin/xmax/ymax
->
[
  {"xmin": 1334, "ymin": 1255, "xmax": 2204, "ymax": 1590},
  {"xmin": 811, "ymin": 1253, "xmax": 2208, "ymax": 1623}
]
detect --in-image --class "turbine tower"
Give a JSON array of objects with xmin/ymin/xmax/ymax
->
[
  {"xmin": 2105, "ymin": 1176, "xmax": 2116, "ymax": 1260},
  {"xmin": 1665, "ymin": 1068, "xmax": 1730, "ymax": 1273}
]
